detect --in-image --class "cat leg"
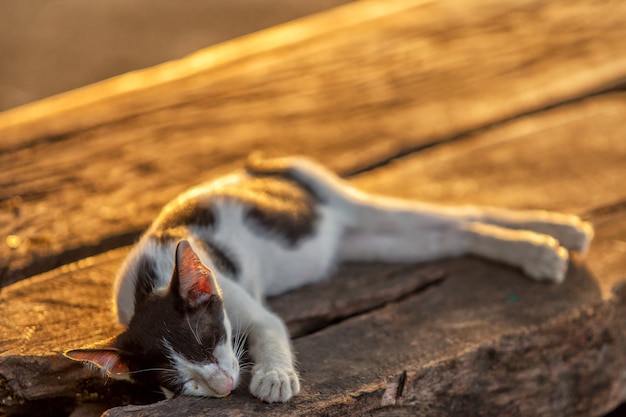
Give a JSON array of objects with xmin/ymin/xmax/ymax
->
[
  {"xmin": 339, "ymin": 221, "xmax": 569, "ymax": 283},
  {"xmin": 457, "ymin": 206, "xmax": 593, "ymax": 254},
  {"xmin": 338, "ymin": 199, "xmax": 593, "ymax": 257},
  {"xmin": 462, "ymin": 222, "xmax": 569, "ymax": 283},
  {"xmin": 246, "ymin": 153, "xmax": 592, "ymax": 258},
  {"xmin": 219, "ymin": 278, "xmax": 300, "ymax": 403},
  {"xmin": 246, "ymin": 311, "xmax": 300, "ymax": 403},
  {"xmin": 339, "ymin": 224, "xmax": 469, "ymax": 263}
]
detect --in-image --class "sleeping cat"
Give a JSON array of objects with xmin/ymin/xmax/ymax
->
[{"xmin": 65, "ymin": 154, "xmax": 593, "ymax": 403}]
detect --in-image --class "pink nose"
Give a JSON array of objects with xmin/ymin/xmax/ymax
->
[{"xmin": 215, "ymin": 377, "xmax": 234, "ymax": 396}]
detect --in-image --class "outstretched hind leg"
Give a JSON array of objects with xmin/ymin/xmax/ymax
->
[
  {"xmin": 339, "ymin": 221, "xmax": 569, "ymax": 283},
  {"xmin": 245, "ymin": 153, "xmax": 590, "ymax": 280},
  {"xmin": 461, "ymin": 206, "xmax": 593, "ymax": 254},
  {"xmin": 462, "ymin": 222, "xmax": 569, "ymax": 283}
]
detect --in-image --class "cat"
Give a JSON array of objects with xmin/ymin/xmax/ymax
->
[{"xmin": 65, "ymin": 153, "xmax": 593, "ymax": 403}]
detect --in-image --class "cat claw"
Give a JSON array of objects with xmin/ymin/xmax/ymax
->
[{"xmin": 250, "ymin": 364, "xmax": 300, "ymax": 403}]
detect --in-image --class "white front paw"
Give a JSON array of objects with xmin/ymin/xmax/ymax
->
[{"xmin": 250, "ymin": 363, "xmax": 300, "ymax": 403}]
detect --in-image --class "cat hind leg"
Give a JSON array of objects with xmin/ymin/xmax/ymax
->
[
  {"xmin": 246, "ymin": 154, "xmax": 582, "ymax": 283},
  {"xmin": 339, "ymin": 222, "xmax": 570, "ymax": 283},
  {"xmin": 464, "ymin": 222, "xmax": 569, "ymax": 283},
  {"xmin": 465, "ymin": 207, "xmax": 593, "ymax": 254}
]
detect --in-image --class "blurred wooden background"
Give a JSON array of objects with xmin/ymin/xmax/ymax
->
[{"xmin": 0, "ymin": 0, "xmax": 351, "ymax": 111}]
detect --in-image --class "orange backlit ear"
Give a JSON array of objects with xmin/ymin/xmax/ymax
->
[
  {"xmin": 64, "ymin": 347, "xmax": 130, "ymax": 379},
  {"xmin": 172, "ymin": 240, "xmax": 218, "ymax": 308}
]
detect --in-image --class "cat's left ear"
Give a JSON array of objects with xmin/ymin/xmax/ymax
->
[
  {"xmin": 170, "ymin": 240, "xmax": 220, "ymax": 309},
  {"xmin": 64, "ymin": 340, "xmax": 131, "ymax": 380}
]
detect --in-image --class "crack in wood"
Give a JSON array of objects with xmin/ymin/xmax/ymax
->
[
  {"xmin": 396, "ymin": 370, "xmax": 407, "ymax": 401},
  {"xmin": 281, "ymin": 266, "xmax": 447, "ymax": 339},
  {"xmin": 343, "ymin": 81, "xmax": 626, "ymax": 179},
  {"xmin": 0, "ymin": 229, "xmax": 142, "ymax": 288},
  {"xmin": 380, "ymin": 370, "xmax": 408, "ymax": 407},
  {"xmin": 586, "ymin": 200, "xmax": 626, "ymax": 219}
]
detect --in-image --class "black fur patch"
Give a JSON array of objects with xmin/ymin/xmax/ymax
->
[
  {"xmin": 115, "ymin": 276, "xmax": 228, "ymax": 394},
  {"xmin": 216, "ymin": 176, "xmax": 318, "ymax": 246},
  {"xmin": 134, "ymin": 255, "xmax": 158, "ymax": 308},
  {"xmin": 197, "ymin": 240, "xmax": 239, "ymax": 277}
]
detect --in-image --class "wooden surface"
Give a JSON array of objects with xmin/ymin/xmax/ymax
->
[
  {"xmin": 0, "ymin": 0, "xmax": 353, "ymax": 112},
  {"xmin": 1, "ymin": 0, "xmax": 626, "ymax": 416},
  {"xmin": 1, "ymin": 0, "xmax": 626, "ymax": 286}
]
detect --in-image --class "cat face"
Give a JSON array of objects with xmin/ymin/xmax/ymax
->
[{"xmin": 65, "ymin": 241, "xmax": 241, "ymax": 398}]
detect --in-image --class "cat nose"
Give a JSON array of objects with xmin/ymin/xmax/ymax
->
[{"xmin": 213, "ymin": 376, "xmax": 233, "ymax": 396}]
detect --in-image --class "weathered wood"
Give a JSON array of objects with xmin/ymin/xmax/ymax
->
[
  {"xmin": 2, "ymin": 92, "xmax": 625, "ymax": 416},
  {"xmin": 353, "ymin": 92, "xmax": 626, "ymax": 218},
  {"xmin": 272, "ymin": 264, "xmax": 445, "ymax": 338},
  {"xmin": 2, "ymin": 0, "xmax": 626, "ymax": 286}
]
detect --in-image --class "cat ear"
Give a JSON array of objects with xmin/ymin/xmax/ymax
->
[
  {"xmin": 171, "ymin": 240, "xmax": 219, "ymax": 308},
  {"xmin": 64, "ymin": 344, "xmax": 130, "ymax": 380}
]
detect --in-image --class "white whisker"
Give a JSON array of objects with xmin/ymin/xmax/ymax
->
[
  {"xmin": 128, "ymin": 367, "xmax": 170, "ymax": 374},
  {"xmin": 186, "ymin": 314, "xmax": 202, "ymax": 345},
  {"xmin": 232, "ymin": 318, "xmax": 250, "ymax": 362},
  {"xmin": 238, "ymin": 360, "xmax": 254, "ymax": 367}
]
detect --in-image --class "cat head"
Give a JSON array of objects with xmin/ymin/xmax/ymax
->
[{"xmin": 65, "ymin": 240, "xmax": 241, "ymax": 398}]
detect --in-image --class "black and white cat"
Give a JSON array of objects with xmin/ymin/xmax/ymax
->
[{"xmin": 65, "ymin": 154, "xmax": 593, "ymax": 403}]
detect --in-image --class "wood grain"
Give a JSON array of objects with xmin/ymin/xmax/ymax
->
[
  {"xmin": 2, "ymin": 91, "xmax": 625, "ymax": 416},
  {"xmin": 2, "ymin": 0, "xmax": 626, "ymax": 286},
  {"xmin": 353, "ymin": 92, "xmax": 626, "ymax": 217}
]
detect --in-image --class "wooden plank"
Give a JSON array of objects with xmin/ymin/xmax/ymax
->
[
  {"xmin": 2, "ymin": 92, "xmax": 625, "ymax": 416},
  {"xmin": 2, "ymin": 0, "xmax": 626, "ymax": 286},
  {"xmin": 352, "ymin": 92, "xmax": 626, "ymax": 217}
]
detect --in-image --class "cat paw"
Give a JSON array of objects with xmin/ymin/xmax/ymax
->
[
  {"xmin": 530, "ymin": 215, "xmax": 594, "ymax": 254},
  {"xmin": 521, "ymin": 236, "xmax": 569, "ymax": 284},
  {"xmin": 557, "ymin": 217, "xmax": 594, "ymax": 254},
  {"xmin": 250, "ymin": 363, "xmax": 300, "ymax": 403}
]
